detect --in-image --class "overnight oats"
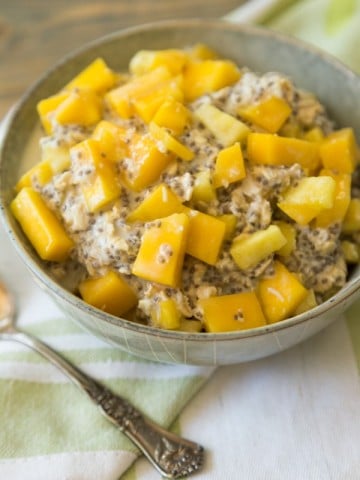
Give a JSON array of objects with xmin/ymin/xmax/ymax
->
[{"xmin": 11, "ymin": 44, "xmax": 360, "ymax": 333}]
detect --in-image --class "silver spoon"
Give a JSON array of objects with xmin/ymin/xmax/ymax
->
[{"xmin": 0, "ymin": 280, "xmax": 204, "ymax": 478}]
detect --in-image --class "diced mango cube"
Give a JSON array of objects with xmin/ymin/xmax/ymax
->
[
  {"xmin": 178, "ymin": 318, "xmax": 203, "ymax": 332},
  {"xmin": 92, "ymin": 120, "xmax": 129, "ymax": 162},
  {"xmin": 127, "ymin": 184, "xmax": 184, "ymax": 223},
  {"xmin": 319, "ymin": 128, "xmax": 358, "ymax": 174},
  {"xmin": 188, "ymin": 43, "xmax": 218, "ymax": 60},
  {"xmin": 149, "ymin": 122, "xmax": 194, "ymax": 161},
  {"xmin": 303, "ymin": 127, "xmax": 325, "ymax": 143},
  {"xmin": 65, "ymin": 58, "xmax": 117, "ymax": 93},
  {"xmin": 131, "ymin": 213, "xmax": 189, "ymax": 287},
  {"xmin": 219, "ymin": 214, "xmax": 237, "ymax": 240},
  {"xmin": 341, "ymin": 240, "xmax": 360, "ymax": 263},
  {"xmin": 238, "ymin": 96, "xmax": 291, "ymax": 133},
  {"xmin": 185, "ymin": 209, "xmax": 226, "ymax": 265},
  {"xmin": 213, "ymin": 143, "xmax": 246, "ymax": 188},
  {"xmin": 278, "ymin": 176, "xmax": 336, "ymax": 225},
  {"xmin": 152, "ymin": 99, "xmax": 191, "ymax": 135},
  {"xmin": 55, "ymin": 89, "xmax": 102, "ymax": 127},
  {"xmin": 315, "ymin": 169, "xmax": 351, "ymax": 227},
  {"xmin": 199, "ymin": 291, "xmax": 267, "ymax": 333},
  {"xmin": 11, "ymin": 187, "xmax": 73, "ymax": 262},
  {"xmin": 257, "ymin": 261, "xmax": 308, "ymax": 323},
  {"xmin": 191, "ymin": 170, "xmax": 216, "ymax": 204},
  {"xmin": 37, "ymin": 91, "xmax": 70, "ymax": 134},
  {"xmin": 194, "ymin": 103, "xmax": 250, "ymax": 147},
  {"xmin": 230, "ymin": 225, "xmax": 287, "ymax": 270},
  {"xmin": 273, "ymin": 221, "xmax": 296, "ymax": 257},
  {"xmin": 294, "ymin": 289, "xmax": 317, "ymax": 315},
  {"xmin": 183, "ymin": 60, "xmax": 240, "ymax": 101},
  {"xmin": 150, "ymin": 298, "xmax": 181, "ymax": 330},
  {"xmin": 247, "ymin": 133, "xmax": 320, "ymax": 173},
  {"xmin": 129, "ymin": 49, "xmax": 188, "ymax": 76},
  {"xmin": 78, "ymin": 271, "xmax": 137, "ymax": 317},
  {"xmin": 124, "ymin": 133, "xmax": 174, "ymax": 191},
  {"xmin": 342, "ymin": 198, "xmax": 360, "ymax": 233},
  {"xmin": 15, "ymin": 161, "xmax": 53, "ymax": 192},
  {"xmin": 40, "ymin": 142, "xmax": 71, "ymax": 172}
]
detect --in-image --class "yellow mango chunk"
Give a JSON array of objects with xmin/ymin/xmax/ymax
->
[
  {"xmin": 178, "ymin": 318, "xmax": 203, "ymax": 332},
  {"xmin": 194, "ymin": 103, "xmax": 250, "ymax": 147},
  {"xmin": 124, "ymin": 133, "xmax": 174, "ymax": 191},
  {"xmin": 78, "ymin": 271, "xmax": 137, "ymax": 317},
  {"xmin": 294, "ymin": 289, "xmax": 317, "ymax": 315},
  {"xmin": 15, "ymin": 161, "xmax": 53, "ymax": 192},
  {"xmin": 152, "ymin": 99, "xmax": 191, "ymax": 135},
  {"xmin": 219, "ymin": 214, "xmax": 237, "ymax": 240},
  {"xmin": 341, "ymin": 240, "xmax": 360, "ymax": 263},
  {"xmin": 129, "ymin": 49, "xmax": 188, "ymax": 76},
  {"xmin": 303, "ymin": 127, "xmax": 324, "ymax": 143},
  {"xmin": 37, "ymin": 91, "xmax": 70, "ymax": 134},
  {"xmin": 70, "ymin": 139, "xmax": 121, "ymax": 212},
  {"xmin": 11, "ymin": 187, "xmax": 73, "ymax": 262},
  {"xmin": 149, "ymin": 122, "xmax": 194, "ymax": 161},
  {"xmin": 185, "ymin": 209, "xmax": 226, "ymax": 265},
  {"xmin": 278, "ymin": 176, "xmax": 336, "ymax": 225},
  {"xmin": 247, "ymin": 133, "xmax": 320, "ymax": 173},
  {"xmin": 199, "ymin": 291, "xmax": 267, "ymax": 333},
  {"xmin": 230, "ymin": 225, "xmax": 287, "ymax": 270},
  {"xmin": 183, "ymin": 60, "xmax": 240, "ymax": 101},
  {"xmin": 92, "ymin": 120, "xmax": 129, "ymax": 162},
  {"xmin": 188, "ymin": 43, "xmax": 218, "ymax": 60},
  {"xmin": 191, "ymin": 170, "xmax": 216, "ymax": 204},
  {"xmin": 319, "ymin": 128, "xmax": 358, "ymax": 174},
  {"xmin": 40, "ymin": 142, "xmax": 71, "ymax": 172},
  {"xmin": 238, "ymin": 96, "xmax": 291, "ymax": 133},
  {"xmin": 342, "ymin": 198, "xmax": 360, "ymax": 233},
  {"xmin": 273, "ymin": 221, "xmax": 296, "ymax": 257},
  {"xmin": 213, "ymin": 143, "xmax": 246, "ymax": 188},
  {"xmin": 127, "ymin": 184, "xmax": 184, "ymax": 223},
  {"xmin": 315, "ymin": 169, "xmax": 351, "ymax": 227},
  {"xmin": 105, "ymin": 66, "xmax": 172, "ymax": 118},
  {"xmin": 132, "ymin": 213, "xmax": 189, "ymax": 287},
  {"xmin": 65, "ymin": 58, "xmax": 117, "ymax": 93},
  {"xmin": 55, "ymin": 89, "xmax": 102, "ymax": 127},
  {"xmin": 258, "ymin": 261, "xmax": 308, "ymax": 323},
  {"xmin": 150, "ymin": 298, "xmax": 181, "ymax": 330}
]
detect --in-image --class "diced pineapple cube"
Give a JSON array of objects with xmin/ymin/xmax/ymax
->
[
  {"xmin": 199, "ymin": 291, "xmax": 267, "ymax": 333},
  {"xmin": 315, "ymin": 169, "xmax": 351, "ymax": 227},
  {"xmin": 258, "ymin": 261, "xmax": 308, "ymax": 323},
  {"xmin": 273, "ymin": 221, "xmax": 296, "ymax": 257},
  {"xmin": 238, "ymin": 96, "xmax": 291, "ymax": 133},
  {"xmin": 11, "ymin": 187, "xmax": 73, "ymax": 262},
  {"xmin": 278, "ymin": 176, "xmax": 336, "ymax": 225},
  {"xmin": 194, "ymin": 103, "xmax": 250, "ymax": 147},
  {"xmin": 78, "ymin": 271, "xmax": 137, "ymax": 317},
  {"xmin": 230, "ymin": 225, "xmax": 287, "ymax": 270},
  {"xmin": 149, "ymin": 122, "xmax": 194, "ymax": 161},
  {"xmin": 127, "ymin": 184, "xmax": 184, "ymax": 223},
  {"xmin": 183, "ymin": 60, "xmax": 240, "ymax": 101},
  {"xmin": 124, "ymin": 132, "xmax": 174, "ymax": 191},
  {"xmin": 294, "ymin": 289, "xmax": 317, "ymax": 315},
  {"xmin": 219, "ymin": 214, "xmax": 237, "ymax": 240},
  {"xmin": 319, "ymin": 128, "xmax": 358, "ymax": 174},
  {"xmin": 131, "ymin": 213, "xmax": 189, "ymax": 287},
  {"xmin": 185, "ymin": 209, "xmax": 226, "ymax": 265},
  {"xmin": 342, "ymin": 198, "xmax": 360, "ymax": 233},
  {"xmin": 55, "ymin": 89, "xmax": 102, "ymax": 127},
  {"xmin": 152, "ymin": 99, "xmax": 191, "ymax": 135},
  {"xmin": 341, "ymin": 240, "xmax": 360, "ymax": 263},
  {"xmin": 70, "ymin": 139, "xmax": 121, "ymax": 212},
  {"xmin": 15, "ymin": 161, "xmax": 53, "ymax": 192},
  {"xmin": 129, "ymin": 49, "xmax": 188, "ymax": 76},
  {"xmin": 213, "ymin": 143, "xmax": 246, "ymax": 188},
  {"xmin": 150, "ymin": 298, "xmax": 181, "ymax": 330},
  {"xmin": 37, "ymin": 91, "xmax": 70, "ymax": 134},
  {"xmin": 191, "ymin": 170, "xmax": 217, "ymax": 204},
  {"xmin": 65, "ymin": 58, "xmax": 117, "ymax": 93},
  {"xmin": 247, "ymin": 133, "xmax": 320, "ymax": 173},
  {"xmin": 92, "ymin": 120, "xmax": 129, "ymax": 162}
]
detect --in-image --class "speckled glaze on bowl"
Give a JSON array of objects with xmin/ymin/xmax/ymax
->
[{"xmin": 1, "ymin": 19, "xmax": 360, "ymax": 365}]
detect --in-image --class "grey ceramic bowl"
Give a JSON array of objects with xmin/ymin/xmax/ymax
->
[{"xmin": 1, "ymin": 19, "xmax": 360, "ymax": 365}]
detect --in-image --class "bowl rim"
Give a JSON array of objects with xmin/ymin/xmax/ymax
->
[{"xmin": 1, "ymin": 17, "xmax": 360, "ymax": 343}]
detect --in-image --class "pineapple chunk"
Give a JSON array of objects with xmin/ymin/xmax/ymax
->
[
  {"xmin": 150, "ymin": 298, "xmax": 181, "ymax": 330},
  {"xmin": 152, "ymin": 99, "xmax": 191, "ymax": 135},
  {"xmin": 70, "ymin": 139, "xmax": 121, "ymax": 212},
  {"xmin": 183, "ymin": 59, "xmax": 240, "ymax": 101},
  {"xmin": 131, "ymin": 213, "xmax": 189, "ymax": 287},
  {"xmin": 341, "ymin": 240, "xmax": 360, "ymax": 263},
  {"xmin": 273, "ymin": 221, "xmax": 296, "ymax": 257},
  {"xmin": 191, "ymin": 170, "xmax": 216, "ymax": 204},
  {"xmin": 294, "ymin": 289, "xmax": 317, "ymax": 315},
  {"xmin": 79, "ymin": 271, "xmax": 137, "ymax": 317},
  {"xmin": 11, "ymin": 187, "xmax": 74, "ymax": 262},
  {"xmin": 55, "ymin": 89, "xmax": 102, "ymax": 127},
  {"xmin": 238, "ymin": 96, "xmax": 291, "ymax": 133},
  {"xmin": 278, "ymin": 176, "xmax": 336, "ymax": 225},
  {"xmin": 127, "ymin": 184, "xmax": 184, "ymax": 223},
  {"xmin": 194, "ymin": 104, "xmax": 250, "ymax": 147},
  {"xmin": 199, "ymin": 291, "xmax": 267, "ymax": 333},
  {"xmin": 247, "ymin": 133, "xmax": 320, "ymax": 173},
  {"xmin": 37, "ymin": 91, "xmax": 70, "ymax": 134},
  {"xmin": 129, "ymin": 49, "xmax": 188, "ymax": 76},
  {"xmin": 149, "ymin": 122, "xmax": 194, "ymax": 161},
  {"xmin": 65, "ymin": 58, "xmax": 117, "ymax": 93},
  {"xmin": 230, "ymin": 225, "xmax": 287, "ymax": 270},
  {"xmin": 219, "ymin": 214, "xmax": 237, "ymax": 240},
  {"xmin": 342, "ymin": 198, "xmax": 360, "ymax": 233},
  {"xmin": 319, "ymin": 128, "xmax": 358, "ymax": 173},
  {"xmin": 185, "ymin": 208, "xmax": 226, "ymax": 265},
  {"xmin": 315, "ymin": 169, "xmax": 351, "ymax": 227},
  {"xmin": 258, "ymin": 261, "xmax": 308, "ymax": 323},
  {"xmin": 92, "ymin": 120, "xmax": 129, "ymax": 162},
  {"xmin": 213, "ymin": 143, "xmax": 246, "ymax": 188}
]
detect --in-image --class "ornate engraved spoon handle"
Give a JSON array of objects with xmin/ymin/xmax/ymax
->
[{"xmin": 5, "ymin": 329, "xmax": 204, "ymax": 479}]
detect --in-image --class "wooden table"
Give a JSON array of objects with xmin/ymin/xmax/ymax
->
[{"xmin": 0, "ymin": 0, "xmax": 245, "ymax": 118}]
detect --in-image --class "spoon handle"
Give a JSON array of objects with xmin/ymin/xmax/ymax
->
[{"xmin": 7, "ymin": 329, "xmax": 204, "ymax": 479}]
